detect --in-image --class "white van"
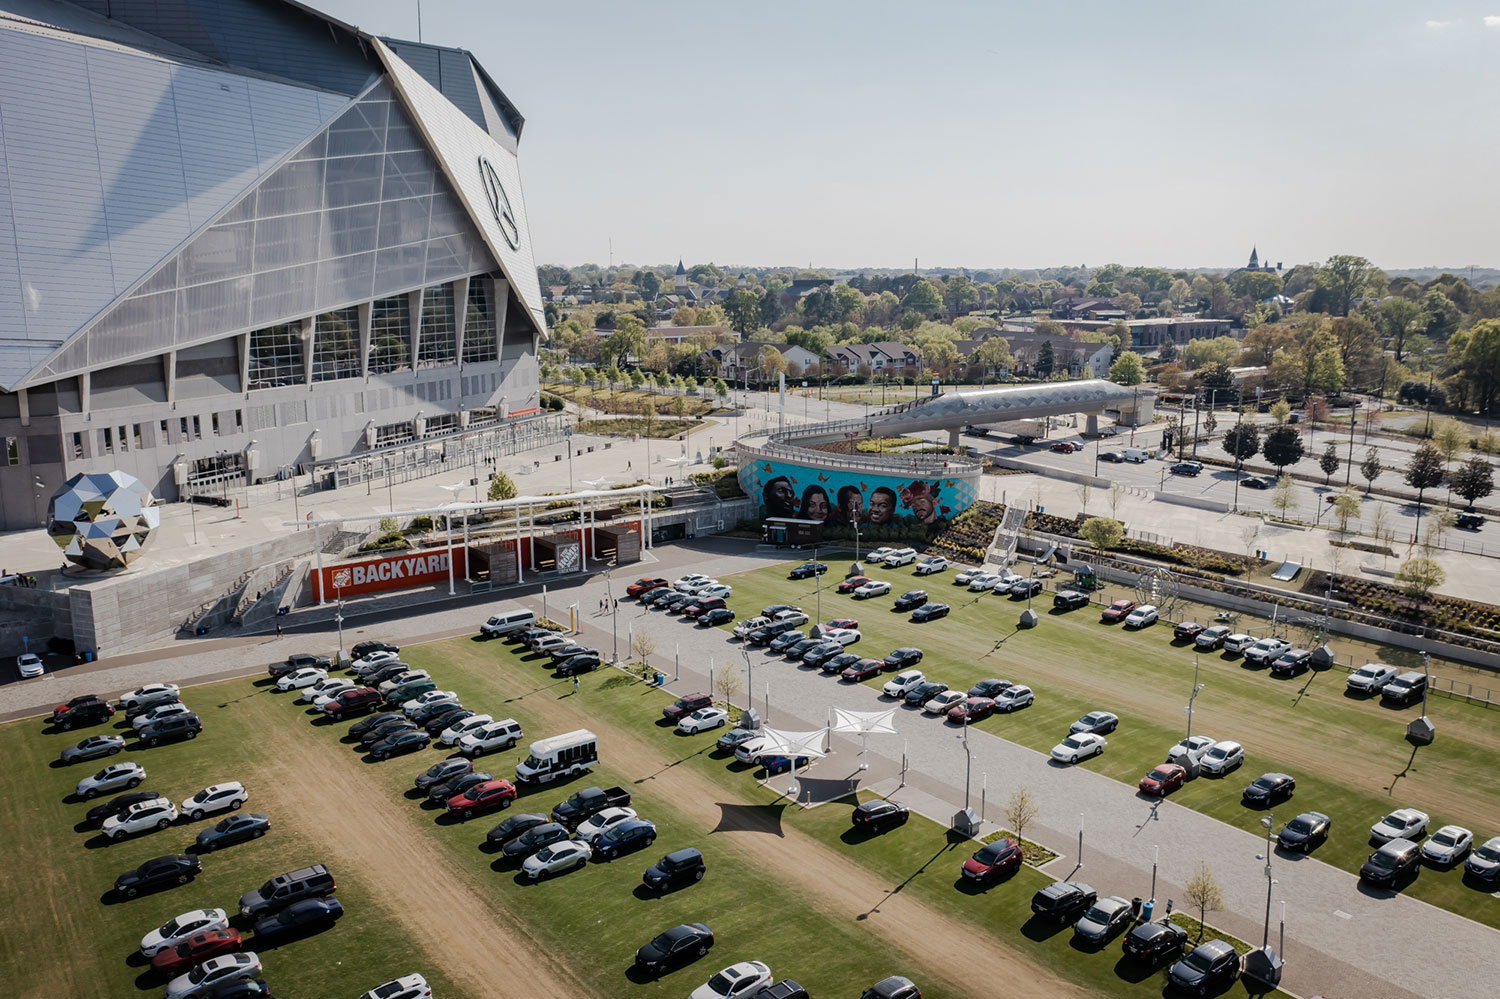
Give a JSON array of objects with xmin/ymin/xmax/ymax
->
[
  {"xmin": 1122, "ymin": 448, "xmax": 1149, "ymax": 463},
  {"xmin": 515, "ymin": 729, "xmax": 599, "ymax": 784},
  {"xmin": 480, "ymin": 607, "xmax": 535, "ymax": 638}
]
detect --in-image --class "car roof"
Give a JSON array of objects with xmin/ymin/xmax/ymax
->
[
  {"xmin": 664, "ymin": 846, "xmax": 702, "ymax": 863},
  {"xmin": 1195, "ymin": 939, "xmax": 1236, "ymax": 957}
]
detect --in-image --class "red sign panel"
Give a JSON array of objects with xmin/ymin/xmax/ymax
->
[{"xmin": 315, "ymin": 548, "xmax": 468, "ymax": 600}]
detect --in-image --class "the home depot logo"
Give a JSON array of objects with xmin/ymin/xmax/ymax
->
[{"xmin": 317, "ymin": 549, "xmax": 467, "ymax": 600}]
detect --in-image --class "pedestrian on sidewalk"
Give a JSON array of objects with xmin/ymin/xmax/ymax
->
[
  {"xmin": 275, "ymin": 620, "xmax": 283, "ymax": 638},
  {"xmin": 571, "ymin": 675, "xmax": 579, "ymax": 693}
]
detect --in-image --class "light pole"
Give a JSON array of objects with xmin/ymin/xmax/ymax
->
[
  {"xmin": 606, "ymin": 570, "xmax": 618, "ymax": 663},
  {"xmin": 383, "ymin": 455, "xmax": 394, "ymax": 511},
  {"xmin": 1345, "ymin": 399, "xmax": 1360, "ymax": 487},
  {"xmin": 1150, "ymin": 844, "xmax": 1159, "ymax": 904},
  {"xmin": 957, "ymin": 718, "xmax": 973, "ymax": 810},
  {"xmin": 1186, "ymin": 653, "xmax": 1205, "ymax": 741},
  {"xmin": 1257, "ymin": 814, "xmax": 1278, "ymax": 950},
  {"xmin": 741, "ymin": 648, "xmax": 754, "ymax": 716},
  {"xmin": 333, "ymin": 578, "xmax": 346, "ymax": 665}
]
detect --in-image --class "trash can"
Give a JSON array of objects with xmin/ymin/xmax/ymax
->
[
  {"xmin": 654, "ymin": 672, "xmax": 665, "ymax": 686},
  {"xmin": 1141, "ymin": 898, "xmax": 1154, "ymax": 922},
  {"xmin": 195, "ymin": 625, "xmax": 209, "ymax": 636},
  {"xmin": 1131, "ymin": 897, "xmax": 1142, "ymax": 921}
]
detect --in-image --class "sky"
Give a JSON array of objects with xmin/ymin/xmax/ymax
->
[{"xmin": 314, "ymin": 1, "xmax": 1500, "ymax": 272}]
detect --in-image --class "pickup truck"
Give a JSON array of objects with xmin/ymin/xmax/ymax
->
[
  {"xmin": 662, "ymin": 692, "xmax": 713, "ymax": 722},
  {"xmin": 550, "ymin": 785, "xmax": 632, "ymax": 828}
]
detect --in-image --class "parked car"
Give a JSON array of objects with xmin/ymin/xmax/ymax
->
[
  {"xmin": 1173, "ymin": 622, "xmax": 1204, "ymax": 641},
  {"xmin": 760, "ymin": 754, "xmax": 810, "ymax": 775},
  {"xmin": 1194, "ymin": 625, "xmax": 1232, "ymax": 650},
  {"xmin": 699, "ymin": 608, "xmax": 736, "ymax": 627},
  {"xmin": 1138, "ymin": 764, "xmax": 1186, "ymax": 796},
  {"xmin": 854, "ymin": 580, "xmax": 892, "ymax": 599},
  {"xmin": 574, "ymin": 806, "xmax": 639, "ymax": 844},
  {"xmin": 903, "ymin": 680, "xmax": 948, "ymax": 706},
  {"xmin": 911, "ymin": 602, "xmax": 950, "ymax": 622},
  {"xmin": 1073, "ymin": 895, "xmax": 1133, "ymax": 946},
  {"xmin": 1168, "ymin": 939, "xmax": 1240, "ymax": 995},
  {"xmin": 139, "ymin": 713, "xmax": 203, "ymax": 747},
  {"xmin": 103, "ymin": 797, "xmax": 179, "ymax": 840},
  {"xmin": 350, "ymin": 650, "xmax": 399, "ymax": 671},
  {"xmin": 673, "ymin": 574, "xmax": 713, "ymax": 592},
  {"xmin": 892, "ymin": 589, "xmax": 928, "ymax": 611},
  {"xmin": 275, "ymin": 667, "xmax": 327, "ymax": 692},
  {"xmin": 428, "ymin": 771, "xmax": 493, "ymax": 804},
  {"xmin": 87, "ymin": 789, "xmax": 161, "ymax": 827},
  {"xmin": 132, "ymin": 701, "xmax": 194, "ymax": 731},
  {"xmin": 252, "ymin": 896, "xmax": 344, "ymax": 938},
  {"xmin": 440, "ymin": 713, "xmax": 494, "ymax": 747},
  {"xmin": 914, "ymin": 556, "xmax": 948, "ymax": 575},
  {"xmin": 350, "ymin": 640, "xmax": 399, "ymax": 660},
  {"xmin": 415, "ymin": 757, "xmax": 474, "ymax": 792},
  {"xmin": 195, "ymin": 813, "xmax": 271, "ymax": 851},
  {"xmin": 1221, "ymin": 633, "xmax": 1254, "ymax": 654},
  {"xmin": 1030, "ymin": 880, "xmax": 1096, "ymax": 922},
  {"xmin": 1170, "ymin": 461, "xmax": 1203, "ymax": 476},
  {"xmin": 519, "ymin": 839, "xmax": 592, "ymax": 879},
  {"xmin": 1271, "ymin": 648, "xmax": 1313, "ymax": 676},
  {"xmin": 349, "ymin": 712, "xmax": 405, "ymax": 739},
  {"xmin": 636, "ymin": 922, "xmax": 715, "ymax": 973},
  {"xmin": 423, "ymin": 707, "xmax": 473, "ymax": 736},
  {"xmin": 1361, "ymin": 838, "xmax": 1422, "ymax": 887},
  {"xmin": 1124, "ymin": 604, "xmax": 1158, "ymax": 628},
  {"xmin": 1199, "ymin": 740, "xmax": 1244, "ymax": 775},
  {"xmin": 1167, "ymin": 735, "xmax": 1217, "ymax": 767},
  {"xmin": 408, "ymin": 699, "xmax": 467, "ymax": 726},
  {"xmin": 883, "ymin": 647, "xmax": 923, "ymax": 669},
  {"xmin": 446, "ymin": 779, "xmax": 517, "ymax": 818},
  {"xmin": 1051, "ymin": 441, "xmax": 1082, "ymax": 453},
  {"xmin": 77, "ymin": 761, "xmax": 146, "ymax": 798},
  {"xmin": 860, "ymin": 977, "xmax": 921, "ymax": 999},
  {"xmin": 1381, "ymin": 670, "xmax": 1429, "ymax": 706},
  {"xmin": 51, "ymin": 695, "xmax": 115, "ymax": 729},
  {"xmin": 923, "ymin": 689, "xmax": 966, "ymax": 715},
  {"xmin": 1070, "ymin": 711, "xmax": 1118, "ymax": 734},
  {"xmin": 239, "ymin": 864, "xmax": 335, "ymax": 917},
  {"xmin": 993, "ymin": 685, "xmax": 1034, "ymax": 712},
  {"xmin": 116, "ymin": 854, "xmax": 201, "ymax": 897},
  {"xmin": 141, "ymin": 908, "xmax": 230, "ymax": 958},
  {"xmin": 1122, "ymin": 919, "xmax": 1188, "ymax": 965},
  {"xmin": 882, "ymin": 670, "xmax": 925, "ymax": 698},
  {"xmin": 1242, "ymin": 772, "xmax": 1296, "ymax": 806},
  {"xmin": 1100, "ymin": 599, "xmax": 1135, "ymax": 623},
  {"xmin": 884, "ymin": 548, "xmax": 918, "ymax": 567},
  {"xmin": 946, "ymin": 697, "xmax": 995, "ymax": 724},
  {"xmin": 60, "ymin": 734, "xmax": 126, "ymax": 763},
  {"xmin": 1052, "ymin": 589, "xmax": 1090, "ymax": 611},
  {"xmin": 683, "ymin": 598, "xmax": 726, "ymax": 620},
  {"xmin": 457, "ymin": 719, "xmax": 525, "ymax": 757},
  {"xmin": 1370, "ymin": 808, "xmax": 1430, "ymax": 843},
  {"xmin": 180, "ymin": 782, "xmax": 248, "ymax": 820},
  {"xmin": 1050, "ymin": 732, "xmax": 1106, "ymax": 764},
  {"xmin": 841, "ymin": 658, "xmax": 885, "ymax": 682},
  {"xmin": 120, "ymin": 683, "xmax": 182, "ymax": 709},
  {"xmin": 800, "ymin": 641, "xmax": 846, "ymax": 666},
  {"xmin": 961, "ymin": 838, "xmax": 1022, "ymax": 883},
  {"xmin": 966, "ymin": 573, "xmax": 1000, "ymax": 592},
  {"xmin": 500, "ymin": 822, "xmax": 570, "ymax": 860},
  {"xmin": 323, "ymin": 687, "xmax": 383, "ymax": 717},
  {"xmin": 838, "ymin": 576, "xmax": 872, "ymax": 593},
  {"xmin": 1277, "ymin": 811, "xmax": 1331, "ymax": 853},
  {"xmin": 715, "ymin": 728, "xmax": 763, "ymax": 753},
  {"xmin": 627, "ymin": 577, "xmax": 669, "ymax": 597},
  {"xmin": 164, "ymin": 952, "xmax": 261, "ymax": 999},
  {"xmin": 968, "ymin": 678, "xmax": 1013, "ymax": 699},
  {"xmin": 864, "ymin": 548, "xmax": 896, "ymax": 565},
  {"xmin": 951, "ymin": 568, "xmax": 983, "ymax": 585},
  {"xmin": 595, "ymin": 816, "xmax": 658, "ymax": 858},
  {"xmin": 1243, "ymin": 637, "xmax": 1293, "ymax": 666},
  {"xmin": 1422, "ymin": 825, "xmax": 1473, "ymax": 865},
  {"xmin": 1009, "ymin": 578, "xmax": 1044, "ymax": 598},
  {"xmin": 767, "ymin": 631, "xmax": 806, "ymax": 654},
  {"xmin": 486, "ymin": 812, "xmax": 549, "ymax": 847},
  {"xmin": 1464, "ymin": 835, "xmax": 1500, "ymax": 882},
  {"xmin": 663, "ymin": 693, "xmax": 713, "ymax": 723},
  {"xmin": 1346, "ymin": 662, "xmax": 1401, "ymax": 694},
  {"xmin": 643, "ymin": 846, "xmax": 706, "ymax": 891},
  {"xmin": 820, "ymin": 652, "xmax": 862, "ymax": 675},
  {"xmin": 369, "ymin": 729, "xmax": 430, "ymax": 759},
  {"xmin": 678, "ymin": 707, "xmax": 730, "ymax": 734},
  {"xmin": 1241, "ymin": 476, "xmax": 1271, "ymax": 489},
  {"xmin": 851, "ymin": 800, "xmax": 909, "ymax": 833},
  {"xmin": 552, "ymin": 785, "xmax": 632, "ymax": 827},
  {"xmin": 690, "ymin": 961, "xmax": 772, "ymax": 999},
  {"xmin": 788, "ymin": 562, "xmax": 828, "ymax": 579},
  {"xmin": 698, "ymin": 584, "xmax": 734, "ymax": 600},
  {"xmin": 645, "ymin": 588, "xmax": 680, "ymax": 608}
]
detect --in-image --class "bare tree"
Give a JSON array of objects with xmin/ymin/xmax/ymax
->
[
  {"xmin": 1183, "ymin": 860, "xmax": 1224, "ymax": 940},
  {"xmin": 1239, "ymin": 520, "xmax": 1260, "ymax": 558},
  {"xmin": 1108, "ymin": 482, "xmax": 1125, "ymax": 519},
  {"xmin": 1076, "ymin": 481, "xmax": 1092, "ymax": 517},
  {"xmin": 631, "ymin": 629, "xmax": 658, "ymax": 665},
  {"xmin": 714, "ymin": 668, "xmax": 744, "ymax": 707},
  {"xmin": 1003, "ymin": 787, "xmax": 1039, "ymax": 847},
  {"xmin": 1372, "ymin": 502, "xmax": 1395, "ymax": 567}
]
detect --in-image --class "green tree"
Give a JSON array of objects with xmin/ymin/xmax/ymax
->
[
  {"xmin": 1036, "ymin": 340, "xmax": 1055, "ymax": 377},
  {"xmin": 1180, "ymin": 336, "xmax": 1243, "ymax": 370},
  {"xmin": 714, "ymin": 378, "xmax": 729, "ymax": 399},
  {"xmin": 724, "ymin": 289, "xmax": 762, "ymax": 335},
  {"xmin": 1263, "ymin": 424, "xmax": 1305, "ymax": 473},
  {"xmin": 1460, "ymin": 319, "xmax": 1500, "ymax": 415},
  {"xmin": 902, "ymin": 279, "xmax": 942, "ymax": 315},
  {"xmin": 1269, "ymin": 399, "xmax": 1292, "ymax": 425},
  {"xmin": 1394, "ymin": 557, "xmax": 1446, "ymax": 600},
  {"xmin": 1316, "ymin": 254, "xmax": 1381, "ymax": 317},
  {"xmin": 1431, "ymin": 418, "xmax": 1469, "ymax": 468},
  {"xmin": 1229, "ymin": 269, "xmax": 1284, "ymax": 301},
  {"xmin": 604, "ymin": 315, "xmax": 646, "ymax": 368},
  {"xmin": 759, "ymin": 289, "xmax": 784, "ymax": 326},
  {"xmin": 487, "ymin": 471, "xmax": 517, "ymax": 502},
  {"xmin": 1079, "ymin": 516, "xmax": 1124, "ymax": 551},
  {"xmin": 972, "ymin": 337, "xmax": 1015, "ymax": 379},
  {"xmin": 1450, "ymin": 455, "xmax": 1494, "ymax": 509},
  {"xmin": 1108, "ymin": 351, "xmax": 1145, "ymax": 386},
  {"xmin": 1319, "ymin": 442, "xmax": 1341, "ymax": 484},
  {"xmin": 1377, "ymin": 296, "xmax": 1422, "ymax": 364},
  {"xmin": 1271, "ymin": 474, "xmax": 1296, "ymax": 520},
  {"xmin": 1360, "ymin": 447, "xmax": 1383, "ymax": 494},
  {"xmin": 1403, "ymin": 443, "xmax": 1445, "ymax": 513},
  {"xmin": 1222, "ymin": 422, "xmax": 1260, "ymax": 470},
  {"xmin": 1108, "ymin": 320, "xmax": 1132, "ymax": 353},
  {"xmin": 757, "ymin": 344, "xmax": 787, "ymax": 382},
  {"xmin": 1332, "ymin": 489, "xmax": 1361, "ymax": 535},
  {"xmin": 635, "ymin": 269, "xmax": 660, "ymax": 300}
]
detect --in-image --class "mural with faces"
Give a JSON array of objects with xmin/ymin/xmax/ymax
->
[{"xmin": 738, "ymin": 459, "xmax": 979, "ymax": 540}]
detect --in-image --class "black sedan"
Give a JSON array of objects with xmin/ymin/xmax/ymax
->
[
  {"xmin": 1241, "ymin": 476, "xmax": 1271, "ymax": 489},
  {"xmin": 1277, "ymin": 811, "xmax": 1331, "ymax": 853},
  {"xmin": 1010, "ymin": 579, "xmax": 1044, "ymax": 598},
  {"xmin": 644, "ymin": 588, "xmax": 679, "ymax": 608},
  {"xmin": 500, "ymin": 822, "xmax": 570, "ymax": 859},
  {"xmin": 487, "ymin": 812, "xmax": 550, "ymax": 847},
  {"xmin": 349, "ymin": 712, "xmax": 405, "ymax": 739},
  {"xmin": 788, "ymin": 562, "xmax": 828, "ymax": 580},
  {"xmin": 903, "ymin": 681, "xmax": 948, "ymax": 706},
  {"xmin": 360, "ymin": 719, "xmax": 417, "ymax": 747},
  {"xmin": 783, "ymin": 638, "xmax": 821, "ymax": 660},
  {"xmin": 1242, "ymin": 772, "xmax": 1296, "ymax": 806},
  {"xmin": 1122, "ymin": 919, "xmax": 1187, "ymax": 964},
  {"xmin": 350, "ymin": 640, "xmax": 399, "ymax": 659},
  {"xmin": 86, "ymin": 790, "xmax": 161, "ymax": 827},
  {"xmin": 800, "ymin": 642, "xmax": 845, "ymax": 667},
  {"xmin": 911, "ymin": 603, "xmax": 950, "ymax": 623},
  {"xmin": 1168, "ymin": 940, "xmax": 1240, "ymax": 995},
  {"xmin": 409, "ymin": 700, "xmax": 466, "ymax": 726},
  {"xmin": 370, "ymin": 729, "xmax": 431, "ymax": 760},
  {"xmin": 851, "ymin": 799, "xmax": 909, "ymax": 833},
  {"xmin": 556, "ymin": 654, "xmax": 602, "ymax": 676},
  {"xmin": 662, "ymin": 593, "xmax": 697, "ymax": 613},
  {"xmin": 767, "ymin": 631, "xmax": 806, "ymax": 654},
  {"xmin": 115, "ymin": 854, "xmax": 201, "ymax": 897},
  {"xmin": 635, "ymin": 922, "xmax": 714, "ymax": 973},
  {"xmin": 883, "ymin": 647, "xmax": 923, "ymax": 669},
  {"xmin": 195, "ymin": 812, "xmax": 271, "ymax": 851},
  {"xmin": 428, "ymin": 771, "xmax": 493, "ymax": 803},
  {"xmin": 820, "ymin": 653, "xmax": 862, "ymax": 675},
  {"xmin": 252, "ymin": 897, "xmax": 344, "ymax": 938},
  {"xmin": 548, "ymin": 644, "xmax": 598, "ymax": 662},
  {"xmin": 697, "ymin": 607, "xmax": 735, "ymax": 627},
  {"xmin": 1052, "ymin": 590, "xmax": 1090, "ymax": 611},
  {"xmin": 893, "ymin": 590, "xmax": 928, "ymax": 611},
  {"xmin": 424, "ymin": 707, "xmax": 474, "ymax": 736},
  {"xmin": 968, "ymin": 678, "xmax": 1013, "ymax": 698}
]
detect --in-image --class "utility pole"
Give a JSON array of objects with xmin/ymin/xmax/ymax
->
[
  {"xmin": 1231, "ymin": 386, "xmax": 1245, "ymax": 513},
  {"xmin": 957, "ymin": 717, "xmax": 973, "ymax": 810},
  {"xmin": 1345, "ymin": 398, "xmax": 1359, "ymax": 487},
  {"xmin": 1186, "ymin": 653, "xmax": 1205, "ymax": 741},
  {"xmin": 1259, "ymin": 814, "xmax": 1278, "ymax": 949}
]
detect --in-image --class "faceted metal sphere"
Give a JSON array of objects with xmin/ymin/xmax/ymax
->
[{"xmin": 46, "ymin": 471, "xmax": 160, "ymax": 570}]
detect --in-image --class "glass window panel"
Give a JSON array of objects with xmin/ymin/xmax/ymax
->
[
  {"xmin": 463, "ymin": 280, "xmax": 497, "ymax": 363},
  {"xmin": 369, "ymin": 296, "xmax": 410, "ymax": 375},
  {"xmin": 312, "ymin": 307, "xmax": 361, "ymax": 382},
  {"xmin": 247, "ymin": 323, "xmax": 305, "ymax": 389},
  {"xmin": 417, "ymin": 284, "xmax": 456, "ymax": 369}
]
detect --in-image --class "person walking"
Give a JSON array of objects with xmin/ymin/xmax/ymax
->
[
  {"xmin": 571, "ymin": 674, "xmax": 580, "ymax": 694},
  {"xmin": 275, "ymin": 620, "xmax": 283, "ymax": 638}
]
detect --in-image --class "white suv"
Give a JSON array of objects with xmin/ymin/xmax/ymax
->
[
  {"xmin": 884, "ymin": 548, "xmax": 918, "ymax": 567},
  {"xmin": 882, "ymin": 670, "xmax": 926, "ymax": 698},
  {"xmin": 440, "ymin": 713, "xmax": 494, "ymax": 746},
  {"xmin": 458, "ymin": 718, "xmax": 524, "ymax": 756},
  {"xmin": 103, "ymin": 797, "xmax": 179, "ymax": 840},
  {"xmin": 1243, "ymin": 638, "xmax": 1292, "ymax": 665},
  {"xmin": 914, "ymin": 556, "xmax": 948, "ymax": 575},
  {"xmin": 733, "ymin": 616, "xmax": 771, "ymax": 639},
  {"xmin": 1199, "ymin": 741, "xmax": 1243, "ymax": 775},
  {"xmin": 180, "ymin": 782, "xmax": 249, "ymax": 820},
  {"xmin": 1347, "ymin": 663, "xmax": 1401, "ymax": 694}
]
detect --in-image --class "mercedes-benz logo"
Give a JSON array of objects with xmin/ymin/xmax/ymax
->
[{"xmin": 478, "ymin": 156, "xmax": 520, "ymax": 249}]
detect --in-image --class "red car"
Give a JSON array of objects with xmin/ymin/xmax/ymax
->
[
  {"xmin": 1050, "ymin": 442, "xmax": 1082, "ymax": 454},
  {"xmin": 662, "ymin": 692, "xmax": 712, "ymax": 722},
  {"xmin": 447, "ymin": 779, "xmax": 518, "ymax": 819},
  {"xmin": 826, "ymin": 618, "xmax": 859, "ymax": 630},
  {"xmin": 322, "ymin": 686, "xmax": 382, "ymax": 717},
  {"xmin": 1138, "ymin": 763, "xmax": 1186, "ymax": 796},
  {"xmin": 1101, "ymin": 599, "xmax": 1136, "ymax": 623},
  {"xmin": 961, "ymin": 838, "xmax": 1022, "ymax": 883},
  {"xmin": 149, "ymin": 928, "xmax": 242, "ymax": 974},
  {"xmin": 837, "ymin": 576, "xmax": 871, "ymax": 594},
  {"xmin": 627, "ymin": 577, "xmax": 669, "ymax": 598},
  {"xmin": 947, "ymin": 697, "xmax": 996, "ymax": 724},
  {"xmin": 682, "ymin": 597, "xmax": 726, "ymax": 619},
  {"xmin": 841, "ymin": 658, "xmax": 884, "ymax": 682}
]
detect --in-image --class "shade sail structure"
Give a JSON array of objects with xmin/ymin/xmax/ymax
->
[
  {"xmin": 757, "ymin": 727, "xmax": 829, "ymax": 760},
  {"xmin": 830, "ymin": 707, "xmax": 898, "ymax": 736}
]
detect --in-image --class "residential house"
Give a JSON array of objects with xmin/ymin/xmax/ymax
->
[
  {"xmin": 710, "ymin": 342, "xmax": 819, "ymax": 383},
  {"xmin": 823, "ymin": 341, "xmax": 922, "ymax": 379},
  {"xmin": 955, "ymin": 328, "xmax": 1114, "ymax": 379},
  {"xmin": 1051, "ymin": 296, "xmax": 1119, "ymax": 320}
]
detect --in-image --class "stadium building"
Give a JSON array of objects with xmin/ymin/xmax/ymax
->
[{"xmin": 0, "ymin": 0, "xmax": 547, "ymax": 531}]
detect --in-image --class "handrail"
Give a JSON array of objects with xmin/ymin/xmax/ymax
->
[{"xmin": 734, "ymin": 439, "xmax": 981, "ymax": 478}]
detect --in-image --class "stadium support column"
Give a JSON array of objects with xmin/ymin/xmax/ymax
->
[
  {"xmin": 301, "ymin": 317, "xmax": 315, "ymax": 387},
  {"xmin": 408, "ymin": 289, "xmax": 424, "ymax": 366},
  {"xmin": 357, "ymin": 303, "xmax": 373, "ymax": 378},
  {"xmin": 492, "ymin": 277, "xmax": 509, "ymax": 358},
  {"xmin": 453, "ymin": 277, "xmax": 470, "ymax": 367},
  {"xmin": 948, "ymin": 427, "xmax": 959, "ymax": 450},
  {"xmin": 163, "ymin": 351, "xmax": 177, "ymax": 405}
]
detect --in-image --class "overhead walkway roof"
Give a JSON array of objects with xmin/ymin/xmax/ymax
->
[{"xmin": 869, "ymin": 380, "xmax": 1149, "ymax": 435}]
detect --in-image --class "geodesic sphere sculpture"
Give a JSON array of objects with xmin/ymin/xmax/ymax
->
[{"xmin": 46, "ymin": 471, "xmax": 160, "ymax": 570}]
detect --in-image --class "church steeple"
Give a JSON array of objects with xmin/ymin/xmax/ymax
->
[
  {"xmin": 674, "ymin": 259, "xmax": 687, "ymax": 292},
  {"xmin": 1249, "ymin": 246, "xmax": 1260, "ymax": 270}
]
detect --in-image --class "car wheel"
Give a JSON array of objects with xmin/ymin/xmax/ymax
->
[
  {"xmin": 107, "ymin": 747, "xmax": 119, "ymax": 756},
  {"xmin": 191, "ymin": 809, "xmax": 204, "ymax": 821},
  {"xmin": 694, "ymin": 869, "xmax": 704, "ymax": 881},
  {"xmin": 61, "ymin": 721, "xmax": 72, "ymax": 731},
  {"xmin": 500, "ymin": 797, "xmax": 512, "ymax": 810},
  {"xmin": 127, "ymin": 777, "xmax": 140, "ymax": 788},
  {"xmin": 253, "ymin": 828, "xmax": 265, "ymax": 838},
  {"xmin": 176, "ymin": 875, "xmax": 188, "ymax": 884},
  {"xmin": 464, "ymin": 809, "xmax": 474, "ymax": 819},
  {"xmin": 156, "ymin": 818, "xmax": 169, "ymax": 830},
  {"xmin": 645, "ymin": 834, "xmax": 656, "ymax": 847},
  {"xmin": 125, "ymin": 886, "xmax": 138, "ymax": 897}
]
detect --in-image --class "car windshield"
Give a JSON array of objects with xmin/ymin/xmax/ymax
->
[
  {"xmin": 976, "ymin": 842, "xmax": 1010, "ymax": 863},
  {"xmin": 1433, "ymin": 830, "xmax": 1459, "ymax": 846},
  {"xmin": 1206, "ymin": 748, "xmax": 1226, "ymax": 760},
  {"xmin": 1083, "ymin": 905, "xmax": 1111, "ymax": 922},
  {"xmin": 1183, "ymin": 948, "xmax": 1217, "ymax": 972},
  {"xmin": 1369, "ymin": 850, "xmax": 1399, "ymax": 869},
  {"xmin": 1253, "ymin": 777, "xmax": 1276, "ymax": 789},
  {"xmin": 1381, "ymin": 813, "xmax": 1406, "ymax": 827},
  {"xmin": 1475, "ymin": 844, "xmax": 1500, "ymax": 861},
  {"xmin": 706, "ymin": 972, "xmax": 738, "ymax": 994},
  {"xmin": 1287, "ymin": 817, "xmax": 1312, "ymax": 833},
  {"xmin": 1147, "ymin": 769, "xmax": 1171, "ymax": 781},
  {"xmin": 1062, "ymin": 737, "xmax": 1084, "ymax": 749}
]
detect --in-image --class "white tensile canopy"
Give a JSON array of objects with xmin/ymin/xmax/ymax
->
[
  {"xmin": 757, "ymin": 726, "xmax": 829, "ymax": 798},
  {"xmin": 830, "ymin": 706, "xmax": 898, "ymax": 770}
]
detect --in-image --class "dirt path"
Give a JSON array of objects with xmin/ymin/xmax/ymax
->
[{"xmin": 251, "ymin": 708, "xmax": 587, "ymax": 999}]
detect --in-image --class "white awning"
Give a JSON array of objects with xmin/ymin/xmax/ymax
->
[
  {"xmin": 758, "ymin": 727, "xmax": 829, "ymax": 760},
  {"xmin": 830, "ymin": 707, "xmax": 898, "ymax": 736}
]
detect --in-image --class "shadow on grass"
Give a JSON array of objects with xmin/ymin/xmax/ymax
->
[
  {"xmin": 854, "ymin": 830, "xmax": 967, "ymax": 921},
  {"xmin": 1021, "ymin": 914, "xmax": 1069, "ymax": 942},
  {"xmin": 1111, "ymin": 953, "xmax": 1164, "ymax": 984},
  {"xmin": 124, "ymin": 951, "xmax": 150, "ymax": 969},
  {"xmin": 1385, "ymin": 743, "xmax": 1421, "ymax": 795}
]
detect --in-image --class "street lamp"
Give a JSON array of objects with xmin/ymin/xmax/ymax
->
[
  {"xmin": 957, "ymin": 718, "xmax": 973, "ymax": 810},
  {"xmin": 1256, "ymin": 814, "xmax": 1279, "ymax": 950},
  {"xmin": 1185, "ymin": 654, "xmax": 1205, "ymax": 741}
]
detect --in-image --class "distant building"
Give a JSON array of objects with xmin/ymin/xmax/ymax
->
[
  {"xmin": 957, "ymin": 329, "xmax": 1113, "ymax": 379},
  {"xmin": 1051, "ymin": 296, "xmax": 1119, "ymax": 320},
  {"xmin": 824, "ymin": 342, "xmax": 921, "ymax": 378},
  {"xmin": 709, "ymin": 342, "xmax": 817, "ymax": 382},
  {"xmin": 644, "ymin": 325, "xmax": 728, "ymax": 346}
]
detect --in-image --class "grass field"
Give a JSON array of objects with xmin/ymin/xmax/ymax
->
[
  {"xmin": 1, "ymin": 629, "xmax": 1295, "ymax": 999},
  {"xmin": 708, "ymin": 556, "xmax": 1500, "ymax": 929}
]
